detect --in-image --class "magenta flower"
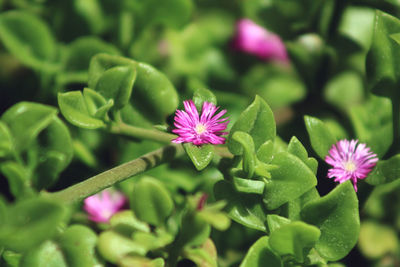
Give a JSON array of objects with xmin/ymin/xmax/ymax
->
[
  {"xmin": 172, "ymin": 100, "xmax": 229, "ymax": 145},
  {"xmin": 325, "ymin": 139, "xmax": 378, "ymax": 192},
  {"xmin": 232, "ymin": 18, "xmax": 288, "ymax": 62},
  {"xmin": 83, "ymin": 189, "xmax": 127, "ymax": 223}
]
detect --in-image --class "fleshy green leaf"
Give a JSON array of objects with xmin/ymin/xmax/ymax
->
[
  {"xmin": 97, "ymin": 230, "xmax": 146, "ymax": 263},
  {"xmin": 240, "ymin": 236, "xmax": 282, "ymax": 267},
  {"xmin": 358, "ymin": 221, "xmax": 399, "ymax": 259},
  {"xmin": 228, "ymin": 96, "xmax": 276, "ymax": 155},
  {"xmin": 57, "ymin": 36, "xmax": 120, "ymax": 87},
  {"xmin": 131, "ymin": 177, "xmax": 174, "ymax": 226},
  {"xmin": 287, "ymin": 136, "xmax": 318, "ymax": 174},
  {"xmin": 348, "ymin": 95, "xmax": 392, "ymax": 157},
  {"xmin": 0, "ymin": 121, "xmax": 12, "ymax": 158},
  {"xmin": 0, "ymin": 198, "xmax": 69, "ymax": 252},
  {"xmin": 366, "ymin": 154, "xmax": 400, "ymax": 185},
  {"xmin": 1, "ymin": 102, "xmax": 58, "ymax": 153},
  {"xmin": 58, "ymin": 91, "xmax": 105, "ymax": 129},
  {"xmin": 193, "ymin": 87, "xmax": 217, "ymax": 111},
  {"xmin": 214, "ymin": 180, "xmax": 267, "ymax": 232},
  {"xmin": 304, "ymin": 115, "xmax": 336, "ymax": 159},
  {"xmin": 233, "ymin": 131, "xmax": 256, "ymax": 178},
  {"xmin": 58, "ymin": 225, "xmax": 101, "ymax": 267},
  {"xmin": 132, "ymin": 62, "xmax": 179, "ymax": 123},
  {"xmin": 109, "ymin": 210, "xmax": 150, "ymax": 233},
  {"xmin": 32, "ymin": 117, "xmax": 73, "ymax": 189},
  {"xmin": 263, "ymin": 152, "xmax": 317, "ymax": 210},
  {"xmin": 282, "ymin": 188, "xmax": 320, "ymax": 221},
  {"xmin": 266, "ymin": 214, "xmax": 291, "ymax": 233},
  {"xmin": 366, "ymin": 10, "xmax": 400, "ymax": 97},
  {"xmin": 233, "ymin": 177, "xmax": 265, "ymax": 195},
  {"xmin": 0, "ymin": 11, "xmax": 58, "ymax": 71},
  {"xmin": 324, "ymin": 71, "xmax": 364, "ymax": 110},
  {"xmin": 20, "ymin": 241, "xmax": 67, "ymax": 267},
  {"xmin": 95, "ymin": 65, "xmax": 136, "ymax": 109},
  {"xmin": 269, "ymin": 221, "xmax": 321, "ymax": 263},
  {"xmin": 301, "ymin": 181, "xmax": 360, "ymax": 261},
  {"xmin": 183, "ymin": 143, "xmax": 214, "ymax": 171},
  {"xmin": 0, "ymin": 161, "xmax": 28, "ymax": 198},
  {"xmin": 175, "ymin": 211, "xmax": 211, "ymax": 248}
]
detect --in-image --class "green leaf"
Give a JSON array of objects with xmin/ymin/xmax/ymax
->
[
  {"xmin": 0, "ymin": 161, "xmax": 28, "ymax": 198},
  {"xmin": 183, "ymin": 143, "xmax": 214, "ymax": 171},
  {"xmin": 269, "ymin": 221, "xmax": 321, "ymax": 263},
  {"xmin": 131, "ymin": 177, "xmax": 174, "ymax": 226},
  {"xmin": 240, "ymin": 236, "xmax": 282, "ymax": 267},
  {"xmin": 256, "ymin": 140, "xmax": 274, "ymax": 163},
  {"xmin": 228, "ymin": 96, "xmax": 276, "ymax": 155},
  {"xmin": 304, "ymin": 115, "xmax": 336, "ymax": 159},
  {"xmin": 263, "ymin": 152, "xmax": 317, "ymax": 210},
  {"xmin": 97, "ymin": 230, "xmax": 146, "ymax": 263},
  {"xmin": 1, "ymin": 102, "xmax": 58, "ymax": 153},
  {"xmin": 0, "ymin": 121, "xmax": 12, "ymax": 158},
  {"xmin": 133, "ymin": 0, "xmax": 193, "ymax": 29},
  {"xmin": 2, "ymin": 250, "xmax": 21, "ymax": 267},
  {"xmin": 20, "ymin": 241, "xmax": 67, "ymax": 267},
  {"xmin": 358, "ymin": 221, "xmax": 399, "ymax": 259},
  {"xmin": 119, "ymin": 256, "xmax": 165, "ymax": 267},
  {"xmin": 132, "ymin": 62, "xmax": 179, "ymax": 123},
  {"xmin": 32, "ymin": 117, "xmax": 73, "ymax": 189},
  {"xmin": 83, "ymin": 88, "xmax": 114, "ymax": 120},
  {"xmin": 366, "ymin": 10, "xmax": 400, "ymax": 97},
  {"xmin": 57, "ymin": 36, "xmax": 120, "ymax": 87},
  {"xmin": 192, "ymin": 87, "xmax": 217, "ymax": 111},
  {"xmin": 282, "ymin": 188, "xmax": 320, "ymax": 221},
  {"xmin": 324, "ymin": 71, "xmax": 364, "ymax": 110},
  {"xmin": 348, "ymin": 95, "xmax": 392, "ymax": 157},
  {"xmin": 197, "ymin": 209, "xmax": 231, "ymax": 231},
  {"xmin": 95, "ymin": 65, "xmax": 136, "ymax": 109},
  {"xmin": 0, "ymin": 198, "xmax": 69, "ymax": 252},
  {"xmin": 88, "ymin": 53, "xmax": 137, "ymax": 89},
  {"xmin": 287, "ymin": 136, "xmax": 318, "ymax": 174},
  {"xmin": 233, "ymin": 177, "xmax": 265, "ymax": 195},
  {"xmin": 233, "ymin": 132, "xmax": 256, "ymax": 178},
  {"xmin": 176, "ymin": 212, "xmax": 211, "ymax": 248},
  {"xmin": 301, "ymin": 181, "xmax": 360, "ymax": 261},
  {"xmin": 0, "ymin": 11, "xmax": 58, "ymax": 71},
  {"xmin": 366, "ymin": 154, "xmax": 400, "ymax": 185},
  {"xmin": 214, "ymin": 180, "xmax": 267, "ymax": 232},
  {"xmin": 109, "ymin": 210, "xmax": 150, "ymax": 233},
  {"xmin": 58, "ymin": 91, "xmax": 105, "ymax": 129},
  {"xmin": 58, "ymin": 225, "xmax": 101, "ymax": 267},
  {"xmin": 266, "ymin": 214, "xmax": 291, "ymax": 233},
  {"xmin": 64, "ymin": 37, "xmax": 119, "ymax": 72}
]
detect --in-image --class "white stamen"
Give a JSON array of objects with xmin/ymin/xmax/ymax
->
[{"xmin": 195, "ymin": 124, "xmax": 207, "ymax": 134}]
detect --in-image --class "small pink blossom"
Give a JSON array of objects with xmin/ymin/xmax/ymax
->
[
  {"xmin": 232, "ymin": 18, "xmax": 288, "ymax": 62},
  {"xmin": 172, "ymin": 100, "xmax": 229, "ymax": 145},
  {"xmin": 83, "ymin": 189, "xmax": 127, "ymax": 223},
  {"xmin": 325, "ymin": 139, "xmax": 378, "ymax": 192}
]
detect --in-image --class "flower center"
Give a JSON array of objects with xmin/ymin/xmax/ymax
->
[
  {"xmin": 344, "ymin": 160, "xmax": 356, "ymax": 172},
  {"xmin": 195, "ymin": 124, "xmax": 207, "ymax": 134}
]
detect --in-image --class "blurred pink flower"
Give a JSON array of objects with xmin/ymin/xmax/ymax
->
[
  {"xmin": 325, "ymin": 139, "xmax": 378, "ymax": 192},
  {"xmin": 232, "ymin": 18, "xmax": 288, "ymax": 62},
  {"xmin": 83, "ymin": 189, "xmax": 127, "ymax": 223},
  {"xmin": 172, "ymin": 100, "xmax": 229, "ymax": 145}
]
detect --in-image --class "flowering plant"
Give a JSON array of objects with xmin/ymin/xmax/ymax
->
[{"xmin": 0, "ymin": 1, "xmax": 400, "ymax": 267}]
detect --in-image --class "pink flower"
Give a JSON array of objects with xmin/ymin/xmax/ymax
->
[
  {"xmin": 172, "ymin": 100, "xmax": 229, "ymax": 145},
  {"xmin": 83, "ymin": 189, "xmax": 127, "ymax": 223},
  {"xmin": 325, "ymin": 139, "xmax": 378, "ymax": 192},
  {"xmin": 232, "ymin": 19, "xmax": 288, "ymax": 62}
]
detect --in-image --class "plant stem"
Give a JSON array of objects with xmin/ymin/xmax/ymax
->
[
  {"xmin": 43, "ymin": 143, "xmax": 185, "ymax": 204},
  {"xmin": 109, "ymin": 122, "xmax": 176, "ymax": 143}
]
